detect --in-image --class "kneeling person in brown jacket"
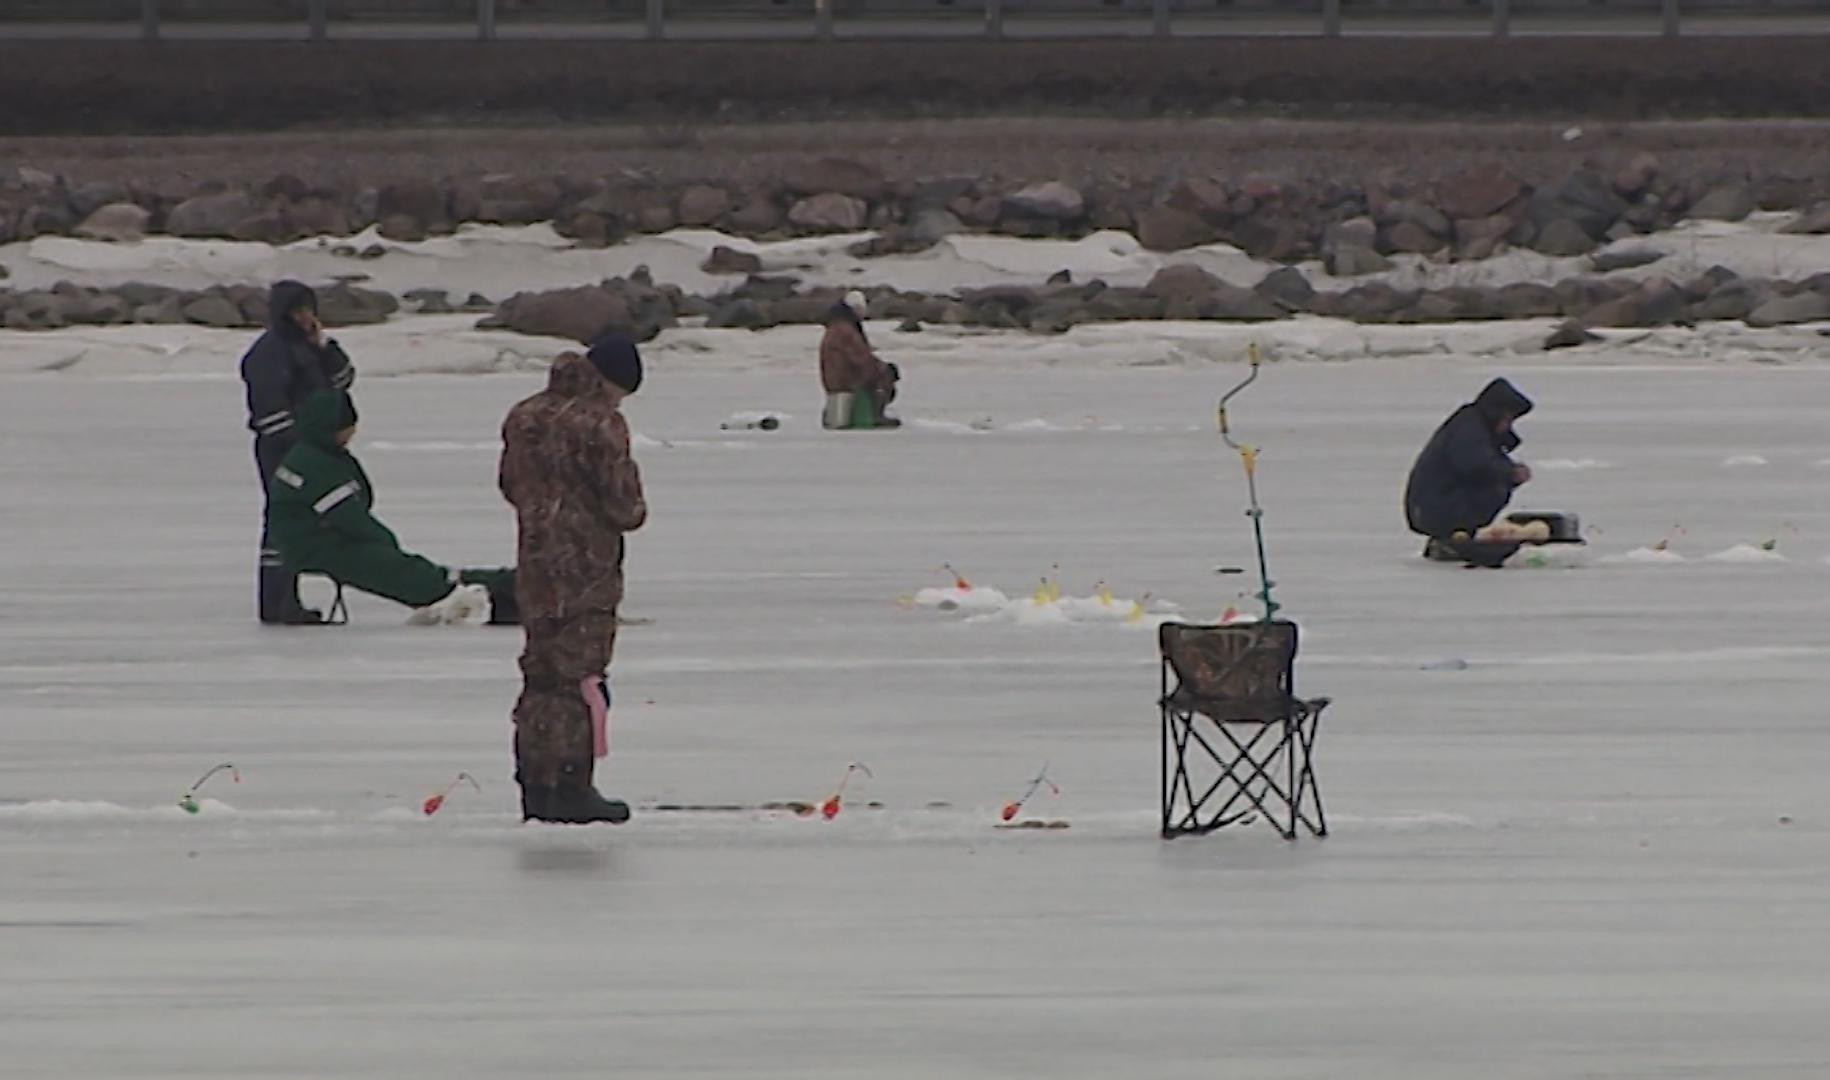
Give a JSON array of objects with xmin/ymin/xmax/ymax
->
[
  {"xmin": 499, "ymin": 335, "xmax": 648, "ymax": 824},
  {"xmin": 819, "ymin": 290, "xmax": 900, "ymax": 429}
]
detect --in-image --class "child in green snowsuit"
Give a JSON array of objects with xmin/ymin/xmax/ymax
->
[{"xmin": 266, "ymin": 391, "xmax": 516, "ymax": 624}]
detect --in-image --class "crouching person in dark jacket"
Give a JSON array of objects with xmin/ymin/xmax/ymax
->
[
  {"xmin": 267, "ymin": 391, "xmax": 518, "ymax": 626},
  {"xmin": 1404, "ymin": 378, "xmax": 1536, "ymax": 567}
]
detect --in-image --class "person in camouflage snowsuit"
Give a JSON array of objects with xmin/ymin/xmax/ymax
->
[
  {"xmin": 499, "ymin": 336, "xmax": 648, "ymax": 824},
  {"xmin": 267, "ymin": 390, "xmax": 517, "ymax": 623}
]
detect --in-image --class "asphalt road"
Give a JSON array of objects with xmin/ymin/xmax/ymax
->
[{"xmin": 5, "ymin": 13, "xmax": 1829, "ymax": 40}]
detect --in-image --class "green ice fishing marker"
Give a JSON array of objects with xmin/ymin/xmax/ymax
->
[
  {"xmin": 178, "ymin": 763, "xmax": 240, "ymax": 814},
  {"xmin": 1217, "ymin": 344, "xmax": 1279, "ymax": 621}
]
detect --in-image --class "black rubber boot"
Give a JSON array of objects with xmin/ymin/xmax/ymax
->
[
  {"xmin": 269, "ymin": 606, "xmax": 327, "ymax": 626},
  {"xmin": 259, "ymin": 564, "xmax": 324, "ymax": 625},
  {"xmin": 486, "ymin": 575, "xmax": 519, "ymax": 626},
  {"xmin": 518, "ymin": 778, "xmax": 552, "ymax": 822},
  {"xmin": 1426, "ymin": 536, "xmax": 1520, "ymax": 569},
  {"xmin": 460, "ymin": 568, "xmax": 519, "ymax": 626},
  {"xmin": 524, "ymin": 765, "xmax": 630, "ymax": 825}
]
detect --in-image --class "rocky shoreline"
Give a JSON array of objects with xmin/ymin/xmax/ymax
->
[
  {"xmin": 4, "ymin": 157, "xmax": 1827, "ymax": 345},
  {"xmin": 6, "ymin": 157, "xmax": 1828, "ymax": 262},
  {"xmin": 7, "ymin": 254, "xmax": 1828, "ymax": 349}
]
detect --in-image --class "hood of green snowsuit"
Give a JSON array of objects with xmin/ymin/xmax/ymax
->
[{"xmin": 295, "ymin": 390, "xmax": 358, "ymax": 449}]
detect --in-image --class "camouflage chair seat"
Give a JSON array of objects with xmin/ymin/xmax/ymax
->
[{"xmin": 1158, "ymin": 620, "xmax": 1327, "ymax": 840}]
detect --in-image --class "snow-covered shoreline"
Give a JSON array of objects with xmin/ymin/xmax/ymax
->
[
  {"xmin": 3, "ymin": 312, "xmax": 1826, "ymax": 381},
  {"xmin": 6, "ymin": 214, "xmax": 1828, "ymax": 301}
]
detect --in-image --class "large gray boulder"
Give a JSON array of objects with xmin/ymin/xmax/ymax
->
[
  {"xmin": 1377, "ymin": 199, "xmax": 1452, "ymax": 240},
  {"xmin": 786, "ymin": 193, "xmax": 868, "ymax": 233},
  {"xmin": 315, "ymin": 283, "xmax": 401, "ymax": 327},
  {"xmin": 1254, "ymin": 266, "xmax": 1316, "ymax": 311},
  {"xmin": 677, "ymin": 185, "xmax": 732, "ymax": 228},
  {"xmin": 909, "ymin": 207, "xmax": 965, "ymax": 245},
  {"xmin": 1543, "ymin": 321, "xmax": 1602, "ymax": 350},
  {"xmin": 1780, "ymin": 202, "xmax": 1830, "ymax": 235},
  {"xmin": 487, "ymin": 285, "xmax": 629, "ymax": 343},
  {"xmin": 1327, "ymin": 244, "xmax": 1393, "ymax": 277},
  {"xmin": 1590, "ymin": 247, "xmax": 1665, "ymax": 273},
  {"xmin": 1746, "ymin": 291, "xmax": 1830, "ymax": 327},
  {"xmin": 1688, "ymin": 182, "xmax": 1756, "ymax": 223},
  {"xmin": 182, "ymin": 295, "xmax": 247, "ymax": 328},
  {"xmin": 165, "ymin": 192, "xmax": 256, "ymax": 238},
  {"xmin": 474, "ymin": 174, "xmax": 564, "ymax": 225},
  {"xmin": 1166, "ymin": 176, "xmax": 1231, "ymax": 222},
  {"xmin": 1436, "ymin": 163, "xmax": 1525, "ymax": 222},
  {"xmin": 1143, "ymin": 264, "xmax": 1284, "ymax": 321},
  {"xmin": 1691, "ymin": 279, "xmax": 1766, "ymax": 322},
  {"xmin": 4, "ymin": 291, "xmax": 72, "ymax": 330},
  {"xmin": 728, "ymin": 195, "xmax": 783, "ymax": 234},
  {"xmin": 1493, "ymin": 283, "xmax": 1562, "ymax": 319},
  {"xmin": 780, "ymin": 158, "xmax": 887, "ymax": 201},
  {"xmin": 1135, "ymin": 206, "xmax": 1217, "ymax": 252},
  {"xmin": 75, "ymin": 202, "xmax": 151, "ymax": 242},
  {"xmin": 1530, "ymin": 170, "xmax": 1627, "ymax": 241},
  {"xmin": 701, "ymin": 245, "xmax": 763, "ymax": 275},
  {"xmin": 1003, "ymin": 181, "xmax": 1085, "ymax": 222},
  {"xmin": 1533, "ymin": 218, "xmax": 1599, "ymax": 257},
  {"xmin": 376, "ymin": 179, "xmax": 449, "ymax": 230}
]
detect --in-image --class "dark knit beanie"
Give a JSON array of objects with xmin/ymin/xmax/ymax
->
[{"xmin": 587, "ymin": 335, "xmax": 644, "ymax": 394}]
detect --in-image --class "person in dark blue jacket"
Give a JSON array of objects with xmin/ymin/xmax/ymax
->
[
  {"xmin": 1404, "ymin": 378, "xmax": 1534, "ymax": 566},
  {"xmin": 240, "ymin": 281, "xmax": 355, "ymax": 624}
]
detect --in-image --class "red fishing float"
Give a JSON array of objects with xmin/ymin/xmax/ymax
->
[
  {"xmin": 422, "ymin": 772, "xmax": 481, "ymax": 817},
  {"xmin": 1000, "ymin": 764, "xmax": 1060, "ymax": 823}
]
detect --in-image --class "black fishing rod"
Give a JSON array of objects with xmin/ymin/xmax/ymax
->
[{"xmin": 1216, "ymin": 343, "xmax": 1279, "ymax": 621}]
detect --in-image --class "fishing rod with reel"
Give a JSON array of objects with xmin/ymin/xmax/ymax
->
[{"xmin": 1216, "ymin": 343, "xmax": 1280, "ymax": 622}]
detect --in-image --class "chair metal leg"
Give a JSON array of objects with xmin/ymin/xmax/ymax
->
[
  {"xmin": 1160, "ymin": 664, "xmax": 1171, "ymax": 837},
  {"xmin": 1163, "ymin": 707, "xmax": 1325, "ymax": 841},
  {"xmin": 1165, "ymin": 709, "xmax": 1203, "ymax": 836},
  {"xmin": 1287, "ymin": 714, "xmax": 1298, "ymax": 840},
  {"xmin": 1295, "ymin": 703, "xmax": 1329, "ymax": 837}
]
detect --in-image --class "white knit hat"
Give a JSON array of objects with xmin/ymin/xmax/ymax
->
[{"xmin": 843, "ymin": 290, "xmax": 868, "ymax": 317}]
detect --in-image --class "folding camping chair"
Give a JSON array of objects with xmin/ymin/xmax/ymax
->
[{"xmin": 1159, "ymin": 620, "xmax": 1327, "ymax": 840}]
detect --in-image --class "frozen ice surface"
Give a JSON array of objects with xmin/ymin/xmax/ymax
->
[
  {"xmin": 1704, "ymin": 543, "xmax": 1790, "ymax": 563},
  {"xmin": 8, "ymin": 312, "xmax": 1830, "ymax": 382},
  {"xmin": 1601, "ymin": 546, "xmax": 1690, "ymax": 565},
  {"xmin": 911, "ymin": 585, "xmax": 1012, "ymax": 615},
  {"xmin": 5, "ymin": 335, "xmax": 1830, "ymax": 1079}
]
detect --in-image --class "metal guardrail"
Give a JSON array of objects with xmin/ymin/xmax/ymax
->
[{"xmin": 7, "ymin": 0, "xmax": 1824, "ymax": 42}]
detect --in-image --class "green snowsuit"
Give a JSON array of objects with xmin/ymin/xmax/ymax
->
[{"xmin": 266, "ymin": 392, "xmax": 462, "ymax": 609}]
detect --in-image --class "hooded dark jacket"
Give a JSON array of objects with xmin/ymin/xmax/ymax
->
[
  {"xmin": 499, "ymin": 352, "xmax": 648, "ymax": 623},
  {"xmin": 1404, "ymin": 379, "xmax": 1534, "ymax": 539},
  {"xmin": 240, "ymin": 281, "xmax": 355, "ymax": 449},
  {"xmin": 819, "ymin": 304, "xmax": 894, "ymax": 395}
]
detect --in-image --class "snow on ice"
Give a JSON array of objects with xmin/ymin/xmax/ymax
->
[{"xmin": 5, "ymin": 231, "xmax": 1830, "ymax": 1079}]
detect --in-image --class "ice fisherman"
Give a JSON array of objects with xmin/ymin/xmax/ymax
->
[
  {"xmin": 498, "ymin": 335, "xmax": 648, "ymax": 824},
  {"xmin": 819, "ymin": 290, "xmax": 900, "ymax": 429},
  {"xmin": 1404, "ymin": 378, "xmax": 1538, "ymax": 566},
  {"xmin": 266, "ymin": 391, "xmax": 518, "ymax": 626},
  {"xmin": 241, "ymin": 280, "xmax": 355, "ymax": 624}
]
